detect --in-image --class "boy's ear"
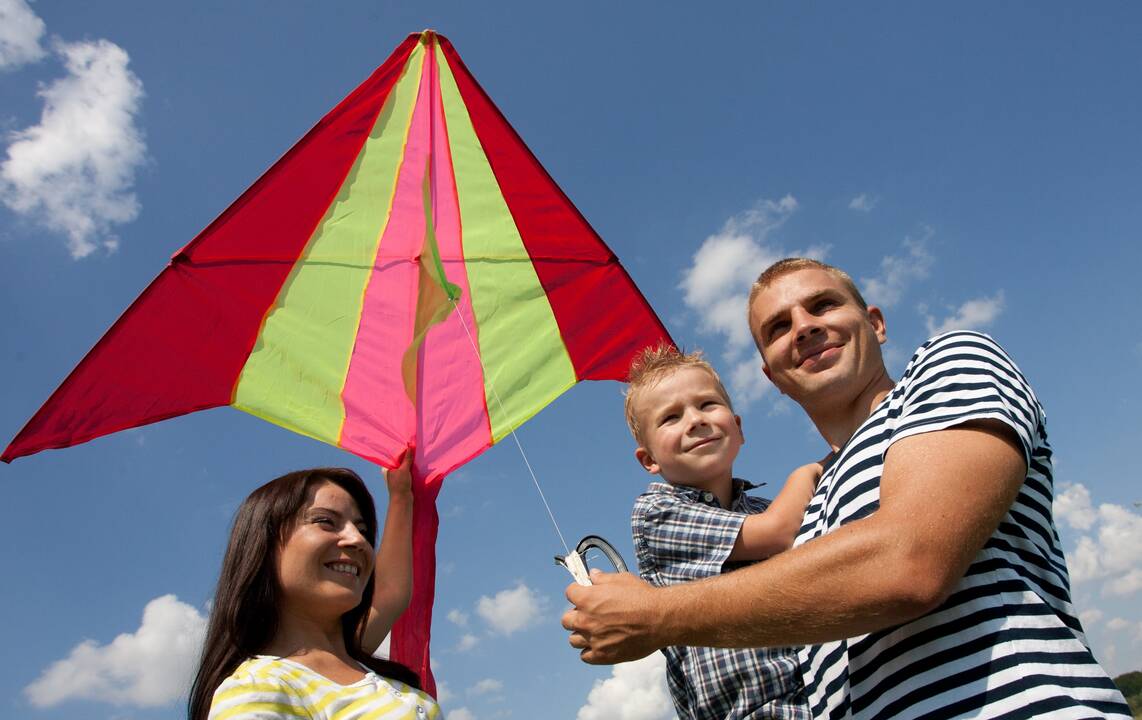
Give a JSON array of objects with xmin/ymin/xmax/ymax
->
[
  {"xmin": 634, "ymin": 447, "xmax": 660, "ymax": 475},
  {"xmin": 735, "ymin": 414, "xmax": 744, "ymax": 445}
]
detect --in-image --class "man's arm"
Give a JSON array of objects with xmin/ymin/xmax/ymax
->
[
  {"xmin": 564, "ymin": 421, "xmax": 1026, "ymax": 663},
  {"xmin": 728, "ymin": 461, "xmax": 820, "ymax": 562}
]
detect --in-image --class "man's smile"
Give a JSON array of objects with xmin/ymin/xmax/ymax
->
[{"xmin": 797, "ymin": 342, "xmax": 842, "ymax": 368}]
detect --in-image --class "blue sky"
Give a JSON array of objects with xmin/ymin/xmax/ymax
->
[{"xmin": 2, "ymin": 1, "xmax": 1140, "ymax": 718}]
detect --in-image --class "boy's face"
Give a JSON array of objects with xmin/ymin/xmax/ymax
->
[{"xmin": 633, "ymin": 366, "xmax": 743, "ymax": 490}]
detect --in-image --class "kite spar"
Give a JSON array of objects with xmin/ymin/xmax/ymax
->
[{"xmin": 2, "ymin": 30, "xmax": 672, "ymax": 694}]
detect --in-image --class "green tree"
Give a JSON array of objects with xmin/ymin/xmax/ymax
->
[{"xmin": 1114, "ymin": 671, "xmax": 1142, "ymax": 718}]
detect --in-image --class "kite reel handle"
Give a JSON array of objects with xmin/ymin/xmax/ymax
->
[{"xmin": 555, "ymin": 534, "xmax": 629, "ymax": 586}]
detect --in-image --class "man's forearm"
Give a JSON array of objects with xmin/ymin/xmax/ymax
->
[{"xmin": 657, "ymin": 515, "xmax": 935, "ymax": 649}]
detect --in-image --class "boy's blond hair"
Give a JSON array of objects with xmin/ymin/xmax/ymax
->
[{"xmin": 624, "ymin": 344, "xmax": 733, "ymax": 445}]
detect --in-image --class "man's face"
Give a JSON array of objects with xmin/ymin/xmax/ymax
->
[
  {"xmin": 749, "ymin": 268, "xmax": 887, "ymax": 407},
  {"xmin": 633, "ymin": 366, "xmax": 744, "ymax": 490}
]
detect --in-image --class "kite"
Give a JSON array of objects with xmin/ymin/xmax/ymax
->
[{"xmin": 2, "ymin": 30, "xmax": 671, "ymax": 695}]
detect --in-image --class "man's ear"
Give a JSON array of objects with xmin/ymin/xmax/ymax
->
[
  {"xmin": 867, "ymin": 306, "xmax": 887, "ymax": 344},
  {"xmin": 634, "ymin": 447, "xmax": 660, "ymax": 475}
]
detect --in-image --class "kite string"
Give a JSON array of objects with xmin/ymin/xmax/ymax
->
[{"xmin": 447, "ymin": 298, "xmax": 573, "ymax": 556}]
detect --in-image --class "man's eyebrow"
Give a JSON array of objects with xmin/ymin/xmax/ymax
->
[{"xmin": 756, "ymin": 290, "xmax": 839, "ymax": 332}]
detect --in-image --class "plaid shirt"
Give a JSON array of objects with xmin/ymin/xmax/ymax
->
[{"xmin": 632, "ymin": 479, "xmax": 809, "ymax": 720}]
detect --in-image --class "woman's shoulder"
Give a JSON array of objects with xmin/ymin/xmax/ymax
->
[{"xmin": 209, "ymin": 657, "xmax": 313, "ymax": 719}]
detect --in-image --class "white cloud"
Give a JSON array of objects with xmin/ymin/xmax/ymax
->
[
  {"xmin": 848, "ymin": 193, "xmax": 878, "ymax": 212},
  {"xmin": 1086, "ymin": 615, "xmax": 1142, "ymax": 675},
  {"xmin": 449, "ymin": 708, "xmax": 477, "ymax": 720},
  {"xmin": 447, "ymin": 608, "xmax": 469, "ymax": 627},
  {"xmin": 475, "ymin": 582, "xmax": 545, "ymax": 635},
  {"xmin": 1057, "ymin": 483, "xmax": 1098, "ymax": 531},
  {"xmin": 860, "ymin": 231, "xmax": 934, "ymax": 309},
  {"xmin": 729, "ymin": 354, "xmax": 774, "ymax": 407},
  {"xmin": 455, "ymin": 633, "xmax": 479, "ymax": 652},
  {"xmin": 1079, "ymin": 608, "xmax": 1103, "ymax": 629},
  {"xmin": 1106, "ymin": 617, "xmax": 1134, "ymax": 634},
  {"xmin": 925, "ymin": 292, "xmax": 1005, "ymax": 335},
  {"xmin": 576, "ymin": 654, "xmax": 674, "ymax": 720},
  {"xmin": 1, "ymin": 37, "xmax": 145, "ymax": 258},
  {"xmin": 0, "ymin": 0, "xmax": 46, "ymax": 70},
  {"xmin": 1055, "ymin": 484, "xmax": 1142, "ymax": 596},
  {"xmin": 679, "ymin": 195, "xmax": 799, "ymax": 351},
  {"xmin": 25, "ymin": 594, "xmax": 206, "ymax": 708},
  {"xmin": 678, "ymin": 195, "xmax": 832, "ymax": 408},
  {"xmin": 469, "ymin": 678, "xmax": 503, "ymax": 696}
]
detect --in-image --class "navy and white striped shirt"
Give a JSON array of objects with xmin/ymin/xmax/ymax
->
[
  {"xmin": 633, "ymin": 479, "xmax": 810, "ymax": 719},
  {"xmin": 794, "ymin": 331, "xmax": 1130, "ymax": 719}
]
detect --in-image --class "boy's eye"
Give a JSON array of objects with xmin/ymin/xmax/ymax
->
[
  {"xmin": 660, "ymin": 414, "xmax": 679, "ymax": 425},
  {"xmin": 813, "ymin": 299, "xmax": 838, "ymax": 313}
]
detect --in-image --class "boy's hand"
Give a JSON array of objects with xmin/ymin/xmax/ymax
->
[
  {"xmin": 563, "ymin": 570, "xmax": 663, "ymax": 664},
  {"xmin": 788, "ymin": 461, "xmax": 822, "ymax": 489},
  {"xmin": 385, "ymin": 446, "xmax": 414, "ymax": 497}
]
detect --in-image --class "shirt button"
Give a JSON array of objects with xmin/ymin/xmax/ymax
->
[{"xmin": 702, "ymin": 492, "xmax": 714, "ymax": 502}]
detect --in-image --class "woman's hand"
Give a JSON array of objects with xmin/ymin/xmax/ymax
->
[{"xmin": 385, "ymin": 447, "xmax": 414, "ymax": 498}]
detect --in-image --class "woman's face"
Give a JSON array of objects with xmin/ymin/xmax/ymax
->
[{"xmin": 277, "ymin": 480, "xmax": 374, "ymax": 619}]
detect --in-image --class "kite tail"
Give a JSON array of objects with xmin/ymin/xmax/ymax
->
[{"xmin": 390, "ymin": 468, "xmax": 443, "ymax": 698}]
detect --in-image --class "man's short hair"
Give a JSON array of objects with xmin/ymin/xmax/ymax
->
[
  {"xmin": 748, "ymin": 258, "xmax": 869, "ymax": 314},
  {"xmin": 624, "ymin": 344, "xmax": 733, "ymax": 445}
]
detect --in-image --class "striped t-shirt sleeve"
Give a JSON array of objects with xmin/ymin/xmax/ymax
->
[
  {"xmin": 209, "ymin": 668, "xmax": 311, "ymax": 720},
  {"xmin": 888, "ymin": 331, "xmax": 1040, "ymax": 462}
]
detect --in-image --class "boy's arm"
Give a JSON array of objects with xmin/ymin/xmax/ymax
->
[
  {"xmin": 363, "ymin": 449, "xmax": 415, "ymax": 654},
  {"xmin": 727, "ymin": 462, "xmax": 821, "ymax": 562}
]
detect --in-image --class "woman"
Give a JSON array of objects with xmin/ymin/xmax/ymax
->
[{"xmin": 188, "ymin": 451, "xmax": 440, "ymax": 719}]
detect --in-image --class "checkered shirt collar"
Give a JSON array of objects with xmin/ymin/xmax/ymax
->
[{"xmin": 643, "ymin": 478, "xmax": 761, "ymax": 509}]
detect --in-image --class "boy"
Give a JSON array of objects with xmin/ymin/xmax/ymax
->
[{"xmin": 625, "ymin": 345, "xmax": 817, "ymax": 720}]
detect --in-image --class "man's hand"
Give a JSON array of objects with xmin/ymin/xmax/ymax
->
[{"xmin": 562, "ymin": 570, "xmax": 664, "ymax": 665}]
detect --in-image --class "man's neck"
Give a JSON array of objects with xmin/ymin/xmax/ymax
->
[{"xmin": 806, "ymin": 369, "xmax": 895, "ymax": 451}]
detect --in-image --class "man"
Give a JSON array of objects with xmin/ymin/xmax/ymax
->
[{"xmin": 564, "ymin": 258, "xmax": 1130, "ymax": 718}]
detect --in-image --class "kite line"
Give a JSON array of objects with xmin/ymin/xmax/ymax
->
[{"xmin": 447, "ymin": 296, "xmax": 574, "ymax": 557}]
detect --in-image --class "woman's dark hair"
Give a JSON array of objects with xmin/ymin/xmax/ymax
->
[{"xmin": 188, "ymin": 468, "xmax": 419, "ymax": 720}]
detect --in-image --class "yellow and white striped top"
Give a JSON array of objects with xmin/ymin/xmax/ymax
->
[{"xmin": 209, "ymin": 656, "xmax": 442, "ymax": 720}]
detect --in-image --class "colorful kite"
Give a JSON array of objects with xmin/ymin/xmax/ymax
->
[{"xmin": 2, "ymin": 30, "xmax": 671, "ymax": 694}]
